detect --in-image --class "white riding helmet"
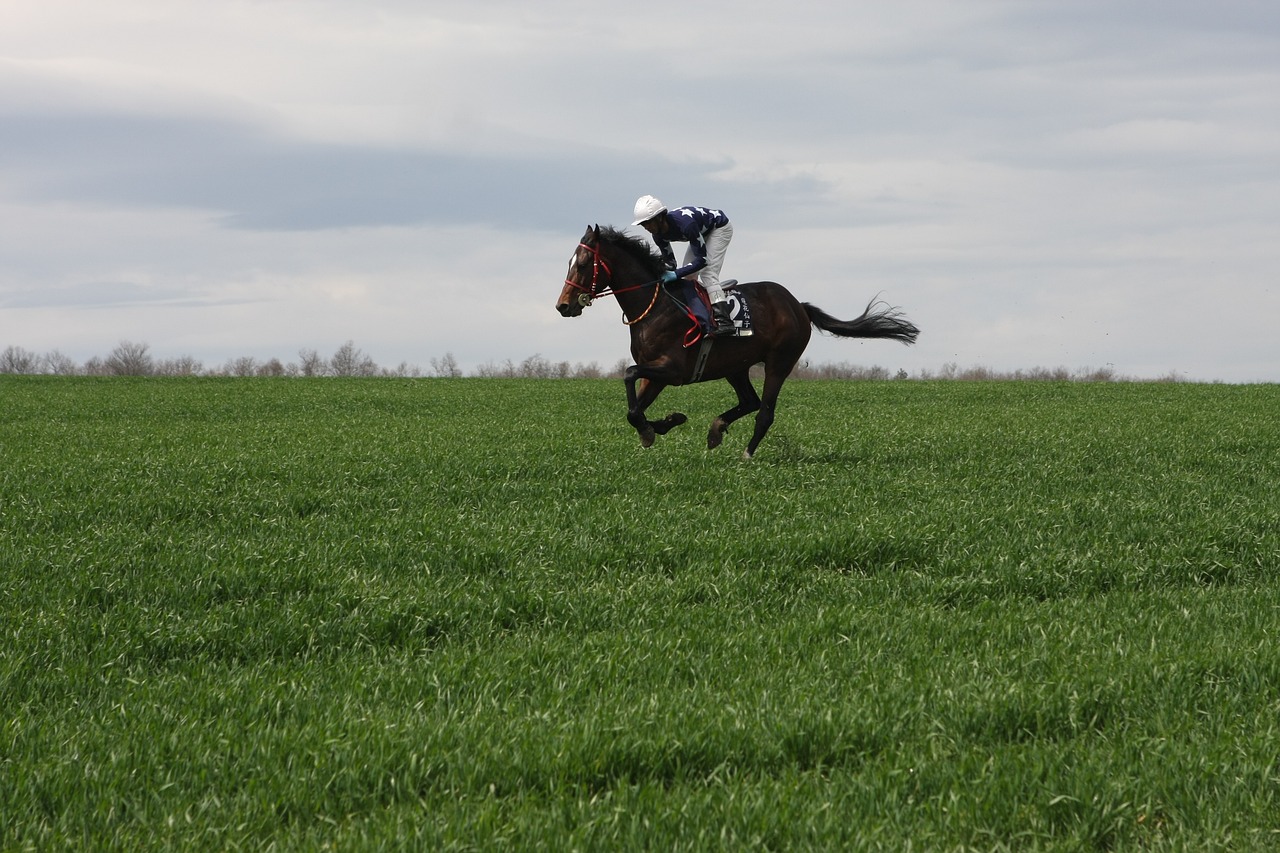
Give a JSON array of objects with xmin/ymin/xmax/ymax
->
[{"xmin": 632, "ymin": 195, "xmax": 667, "ymax": 226}]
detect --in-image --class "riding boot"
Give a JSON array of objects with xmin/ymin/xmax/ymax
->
[{"xmin": 711, "ymin": 301, "xmax": 736, "ymax": 336}]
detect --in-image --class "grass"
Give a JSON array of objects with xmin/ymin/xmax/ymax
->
[{"xmin": 2, "ymin": 376, "xmax": 1278, "ymax": 850}]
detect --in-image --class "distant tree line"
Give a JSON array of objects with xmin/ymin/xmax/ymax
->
[
  {"xmin": 1, "ymin": 341, "xmax": 1184, "ymax": 382},
  {"xmin": 0, "ymin": 341, "xmax": 418, "ymax": 378}
]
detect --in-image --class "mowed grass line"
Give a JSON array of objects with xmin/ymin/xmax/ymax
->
[{"xmin": 1, "ymin": 377, "xmax": 1278, "ymax": 849}]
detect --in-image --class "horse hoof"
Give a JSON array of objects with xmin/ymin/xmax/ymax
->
[
  {"xmin": 639, "ymin": 428, "xmax": 656, "ymax": 448},
  {"xmin": 651, "ymin": 413, "xmax": 687, "ymax": 437},
  {"xmin": 707, "ymin": 418, "xmax": 728, "ymax": 450}
]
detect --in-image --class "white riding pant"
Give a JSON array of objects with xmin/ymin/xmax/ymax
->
[{"xmin": 683, "ymin": 222, "xmax": 733, "ymax": 303}]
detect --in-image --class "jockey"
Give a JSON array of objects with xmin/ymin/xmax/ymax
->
[{"xmin": 632, "ymin": 195, "xmax": 736, "ymax": 336}]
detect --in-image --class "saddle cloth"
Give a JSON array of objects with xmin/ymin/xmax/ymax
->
[{"xmin": 683, "ymin": 279, "xmax": 754, "ymax": 347}]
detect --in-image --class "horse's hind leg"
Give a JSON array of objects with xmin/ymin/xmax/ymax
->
[
  {"xmin": 708, "ymin": 370, "xmax": 761, "ymax": 450},
  {"xmin": 744, "ymin": 362, "xmax": 797, "ymax": 459}
]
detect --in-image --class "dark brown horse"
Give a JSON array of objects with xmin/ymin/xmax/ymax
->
[{"xmin": 556, "ymin": 225, "xmax": 919, "ymax": 458}]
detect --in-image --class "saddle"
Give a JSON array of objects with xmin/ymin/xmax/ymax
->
[{"xmin": 678, "ymin": 279, "xmax": 752, "ymax": 347}]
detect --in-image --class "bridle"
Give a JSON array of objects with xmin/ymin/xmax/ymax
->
[
  {"xmin": 564, "ymin": 241, "xmax": 663, "ymax": 325},
  {"xmin": 563, "ymin": 241, "xmax": 614, "ymax": 307}
]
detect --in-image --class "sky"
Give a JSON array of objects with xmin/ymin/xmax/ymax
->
[{"xmin": 2, "ymin": 0, "xmax": 1278, "ymax": 381}]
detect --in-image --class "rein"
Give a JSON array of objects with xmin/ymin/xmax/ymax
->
[
  {"xmin": 564, "ymin": 241, "xmax": 664, "ymax": 325},
  {"xmin": 620, "ymin": 280, "xmax": 663, "ymax": 326}
]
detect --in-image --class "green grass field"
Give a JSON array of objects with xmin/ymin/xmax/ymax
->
[{"xmin": 2, "ymin": 376, "xmax": 1278, "ymax": 850}]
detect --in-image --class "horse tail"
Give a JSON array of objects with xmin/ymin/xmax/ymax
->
[{"xmin": 803, "ymin": 298, "xmax": 919, "ymax": 345}]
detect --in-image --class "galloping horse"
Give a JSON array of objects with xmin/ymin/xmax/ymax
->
[{"xmin": 557, "ymin": 225, "xmax": 919, "ymax": 458}]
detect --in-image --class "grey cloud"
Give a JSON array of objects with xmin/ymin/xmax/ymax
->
[
  {"xmin": 0, "ymin": 111, "xmax": 830, "ymax": 232},
  {"xmin": 0, "ymin": 279, "xmax": 262, "ymax": 310}
]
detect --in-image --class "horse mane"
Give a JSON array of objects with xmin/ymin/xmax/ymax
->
[{"xmin": 596, "ymin": 226, "xmax": 666, "ymax": 277}]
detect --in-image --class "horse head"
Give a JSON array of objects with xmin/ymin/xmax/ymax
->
[{"xmin": 556, "ymin": 225, "xmax": 608, "ymax": 318}]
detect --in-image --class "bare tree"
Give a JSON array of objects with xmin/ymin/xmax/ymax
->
[
  {"xmin": 105, "ymin": 341, "xmax": 154, "ymax": 376},
  {"xmin": 474, "ymin": 358, "xmax": 518, "ymax": 378},
  {"xmin": 519, "ymin": 353, "xmax": 552, "ymax": 378},
  {"xmin": 226, "ymin": 356, "xmax": 258, "ymax": 377},
  {"xmin": 0, "ymin": 346, "xmax": 39, "ymax": 374},
  {"xmin": 156, "ymin": 355, "xmax": 204, "ymax": 376},
  {"xmin": 297, "ymin": 348, "xmax": 328, "ymax": 377},
  {"xmin": 330, "ymin": 340, "xmax": 377, "ymax": 376},
  {"xmin": 384, "ymin": 361, "xmax": 422, "ymax": 378},
  {"xmin": 257, "ymin": 358, "xmax": 286, "ymax": 377},
  {"xmin": 42, "ymin": 350, "xmax": 79, "ymax": 375},
  {"xmin": 430, "ymin": 352, "xmax": 462, "ymax": 378}
]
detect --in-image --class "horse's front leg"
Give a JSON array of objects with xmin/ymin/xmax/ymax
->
[{"xmin": 624, "ymin": 363, "xmax": 686, "ymax": 447}]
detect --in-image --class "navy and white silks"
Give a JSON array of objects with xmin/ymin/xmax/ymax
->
[{"xmin": 653, "ymin": 206, "xmax": 733, "ymax": 302}]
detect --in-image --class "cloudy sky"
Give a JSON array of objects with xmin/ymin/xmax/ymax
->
[{"xmin": 2, "ymin": 1, "xmax": 1277, "ymax": 380}]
